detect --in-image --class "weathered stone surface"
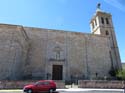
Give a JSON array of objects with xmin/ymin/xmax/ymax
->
[
  {"xmin": 0, "ymin": 9, "xmax": 122, "ymax": 80},
  {"xmin": 78, "ymin": 80, "xmax": 124, "ymax": 89},
  {"xmin": 0, "ymin": 80, "xmax": 65, "ymax": 89},
  {"xmin": 0, "ymin": 24, "xmax": 28, "ymax": 80},
  {"xmin": 0, "ymin": 24, "xmax": 112, "ymax": 80}
]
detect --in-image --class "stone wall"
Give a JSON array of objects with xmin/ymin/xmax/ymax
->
[
  {"xmin": 78, "ymin": 80, "xmax": 125, "ymax": 89},
  {"xmin": 24, "ymin": 27, "xmax": 112, "ymax": 80},
  {"xmin": 0, "ymin": 24, "xmax": 29, "ymax": 80},
  {"xmin": 0, "ymin": 24, "xmax": 115, "ymax": 80},
  {"xmin": 0, "ymin": 80, "xmax": 65, "ymax": 89},
  {"xmin": 0, "ymin": 80, "xmax": 124, "ymax": 89}
]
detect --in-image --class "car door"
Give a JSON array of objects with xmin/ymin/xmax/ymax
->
[
  {"xmin": 42, "ymin": 81, "xmax": 50, "ymax": 91},
  {"xmin": 36, "ymin": 81, "xmax": 50, "ymax": 92},
  {"xmin": 35, "ymin": 82, "xmax": 44, "ymax": 92}
]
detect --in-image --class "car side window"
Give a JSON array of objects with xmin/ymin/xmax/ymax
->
[
  {"xmin": 43, "ymin": 81, "xmax": 50, "ymax": 85},
  {"xmin": 35, "ymin": 82, "xmax": 44, "ymax": 86}
]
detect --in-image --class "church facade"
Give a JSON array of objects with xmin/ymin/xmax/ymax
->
[{"xmin": 0, "ymin": 8, "xmax": 122, "ymax": 80}]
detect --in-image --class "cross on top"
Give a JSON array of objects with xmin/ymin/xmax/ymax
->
[{"xmin": 97, "ymin": 3, "xmax": 101, "ymax": 9}]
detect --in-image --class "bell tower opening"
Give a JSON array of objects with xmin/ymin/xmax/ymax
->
[{"xmin": 90, "ymin": 3, "xmax": 113, "ymax": 36}]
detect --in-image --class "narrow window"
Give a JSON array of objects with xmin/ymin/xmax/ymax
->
[
  {"xmin": 101, "ymin": 17, "xmax": 104, "ymax": 24},
  {"xmin": 95, "ymin": 19, "xmax": 97, "ymax": 26},
  {"xmin": 92, "ymin": 22, "xmax": 94, "ymax": 29},
  {"xmin": 109, "ymin": 51, "xmax": 113, "ymax": 68},
  {"xmin": 106, "ymin": 30, "xmax": 109, "ymax": 35},
  {"xmin": 106, "ymin": 18, "xmax": 109, "ymax": 24},
  {"xmin": 57, "ymin": 51, "xmax": 60, "ymax": 60},
  {"xmin": 56, "ymin": 51, "xmax": 60, "ymax": 60}
]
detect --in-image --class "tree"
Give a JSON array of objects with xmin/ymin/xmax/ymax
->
[{"xmin": 116, "ymin": 69, "xmax": 125, "ymax": 80}]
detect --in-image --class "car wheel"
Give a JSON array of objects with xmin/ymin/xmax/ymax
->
[
  {"xmin": 27, "ymin": 89, "xmax": 32, "ymax": 93},
  {"xmin": 49, "ymin": 88, "xmax": 54, "ymax": 93}
]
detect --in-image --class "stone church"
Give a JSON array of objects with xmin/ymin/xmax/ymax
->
[{"xmin": 0, "ymin": 6, "xmax": 122, "ymax": 80}]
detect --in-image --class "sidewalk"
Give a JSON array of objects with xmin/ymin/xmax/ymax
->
[
  {"xmin": 65, "ymin": 84, "xmax": 78, "ymax": 88},
  {"xmin": 57, "ymin": 88, "xmax": 124, "ymax": 92},
  {"xmin": 0, "ymin": 88, "xmax": 124, "ymax": 92}
]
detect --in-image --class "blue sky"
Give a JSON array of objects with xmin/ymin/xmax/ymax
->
[{"xmin": 0, "ymin": 0, "xmax": 124, "ymax": 62}]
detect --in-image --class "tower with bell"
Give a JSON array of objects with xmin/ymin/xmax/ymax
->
[{"xmin": 90, "ymin": 3, "xmax": 122, "ymax": 70}]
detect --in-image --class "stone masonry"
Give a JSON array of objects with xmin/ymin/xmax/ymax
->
[{"xmin": 0, "ymin": 7, "xmax": 122, "ymax": 80}]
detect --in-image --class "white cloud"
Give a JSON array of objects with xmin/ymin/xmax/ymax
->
[{"xmin": 104, "ymin": 0, "xmax": 125, "ymax": 12}]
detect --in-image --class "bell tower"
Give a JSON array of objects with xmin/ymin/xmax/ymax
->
[{"xmin": 90, "ymin": 3, "xmax": 122, "ymax": 70}]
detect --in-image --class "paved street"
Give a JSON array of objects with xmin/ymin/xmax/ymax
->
[{"xmin": 0, "ymin": 89, "xmax": 124, "ymax": 93}]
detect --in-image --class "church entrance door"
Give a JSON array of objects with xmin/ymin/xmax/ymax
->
[{"xmin": 52, "ymin": 65, "xmax": 63, "ymax": 80}]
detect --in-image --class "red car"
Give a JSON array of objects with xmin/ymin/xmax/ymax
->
[{"xmin": 23, "ymin": 80, "xmax": 56, "ymax": 93}]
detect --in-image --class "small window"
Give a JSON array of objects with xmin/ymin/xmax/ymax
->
[
  {"xmin": 95, "ymin": 19, "xmax": 97, "ymax": 26},
  {"xmin": 44, "ymin": 81, "xmax": 50, "ymax": 85},
  {"xmin": 101, "ymin": 17, "xmax": 104, "ymax": 24},
  {"xmin": 35, "ymin": 82, "xmax": 44, "ymax": 86},
  {"xmin": 56, "ymin": 51, "xmax": 60, "ymax": 60},
  {"xmin": 106, "ymin": 18, "xmax": 109, "ymax": 24},
  {"xmin": 92, "ymin": 22, "xmax": 94, "ymax": 29},
  {"xmin": 106, "ymin": 30, "xmax": 109, "ymax": 35}
]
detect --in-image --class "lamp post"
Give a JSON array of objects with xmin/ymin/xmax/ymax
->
[
  {"xmin": 95, "ymin": 72, "xmax": 98, "ymax": 80},
  {"xmin": 46, "ymin": 73, "xmax": 51, "ymax": 80},
  {"xmin": 75, "ymin": 74, "xmax": 78, "ymax": 85},
  {"xmin": 70, "ymin": 75, "xmax": 73, "ymax": 88}
]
